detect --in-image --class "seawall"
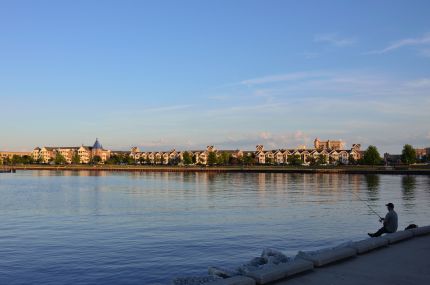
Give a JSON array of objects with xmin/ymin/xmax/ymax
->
[
  {"xmin": 274, "ymin": 233, "xmax": 430, "ymax": 285},
  {"xmin": 4, "ymin": 165, "xmax": 430, "ymax": 175}
]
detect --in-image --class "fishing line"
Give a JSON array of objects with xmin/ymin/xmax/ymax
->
[{"xmin": 351, "ymin": 191, "xmax": 383, "ymax": 220}]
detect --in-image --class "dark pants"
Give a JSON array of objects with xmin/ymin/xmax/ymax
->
[
  {"xmin": 372, "ymin": 226, "xmax": 395, "ymax": 237},
  {"xmin": 372, "ymin": 226, "xmax": 388, "ymax": 237}
]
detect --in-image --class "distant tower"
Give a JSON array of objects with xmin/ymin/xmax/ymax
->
[
  {"xmin": 92, "ymin": 138, "xmax": 103, "ymax": 157},
  {"xmin": 131, "ymin": 146, "xmax": 140, "ymax": 153},
  {"xmin": 314, "ymin": 138, "xmax": 321, "ymax": 149}
]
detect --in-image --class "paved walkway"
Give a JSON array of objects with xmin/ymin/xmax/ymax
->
[{"xmin": 275, "ymin": 235, "xmax": 430, "ymax": 285}]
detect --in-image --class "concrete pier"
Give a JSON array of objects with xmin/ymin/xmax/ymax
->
[{"xmin": 274, "ymin": 235, "xmax": 430, "ymax": 285}]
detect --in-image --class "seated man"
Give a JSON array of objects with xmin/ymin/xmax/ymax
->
[{"xmin": 368, "ymin": 203, "xmax": 398, "ymax": 237}]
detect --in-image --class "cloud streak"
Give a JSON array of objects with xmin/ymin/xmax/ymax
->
[
  {"xmin": 142, "ymin": 104, "xmax": 193, "ymax": 113},
  {"xmin": 240, "ymin": 71, "xmax": 328, "ymax": 85},
  {"xmin": 314, "ymin": 33, "xmax": 356, "ymax": 47},
  {"xmin": 212, "ymin": 131, "xmax": 313, "ymax": 150},
  {"xmin": 207, "ymin": 69, "xmax": 430, "ymax": 152},
  {"xmin": 368, "ymin": 32, "xmax": 430, "ymax": 54}
]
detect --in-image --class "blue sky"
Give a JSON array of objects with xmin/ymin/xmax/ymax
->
[{"xmin": 1, "ymin": 0, "xmax": 429, "ymax": 153}]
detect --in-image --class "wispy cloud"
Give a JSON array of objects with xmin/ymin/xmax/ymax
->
[
  {"xmin": 139, "ymin": 138, "xmax": 171, "ymax": 148},
  {"xmin": 142, "ymin": 104, "xmax": 192, "ymax": 113},
  {"xmin": 405, "ymin": 78, "xmax": 430, "ymax": 88},
  {"xmin": 240, "ymin": 71, "xmax": 327, "ymax": 85},
  {"xmin": 213, "ymin": 131, "xmax": 313, "ymax": 150},
  {"xmin": 314, "ymin": 33, "xmax": 356, "ymax": 47},
  {"xmin": 368, "ymin": 32, "xmax": 430, "ymax": 54}
]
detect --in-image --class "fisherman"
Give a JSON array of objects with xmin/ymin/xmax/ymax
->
[{"xmin": 368, "ymin": 202, "xmax": 398, "ymax": 237}]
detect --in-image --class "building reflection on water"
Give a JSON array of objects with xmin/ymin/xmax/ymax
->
[
  {"xmin": 31, "ymin": 170, "xmax": 111, "ymax": 177},
  {"xmin": 25, "ymin": 170, "xmax": 429, "ymax": 211}
]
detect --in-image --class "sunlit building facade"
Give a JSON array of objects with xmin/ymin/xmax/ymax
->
[{"xmin": 32, "ymin": 139, "xmax": 111, "ymax": 164}]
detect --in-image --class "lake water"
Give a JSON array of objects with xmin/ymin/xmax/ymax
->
[{"xmin": 0, "ymin": 170, "xmax": 429, "ymax": 284}]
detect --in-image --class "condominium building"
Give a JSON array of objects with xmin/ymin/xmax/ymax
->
[
  {"xmin": 4, "ymin": 137, "xmax": 363, "ymax": 166},
  {"xmin": 314, "ymin": 138, "xmax": 345, "ymax": 151},
  {"xmin": 32, "ymin": 139, "xmax": 111, "ymax": 164},
  {"xmin": 128, "ymin": 139, "xmax": 361, "ymax": 165},
  {"xmin": 0, "ymin": 151, "xmax": 31, "ymax": 163},
  {"xmin": 254, "ymin": 142, "xmax": 361, "ymax": 165}
]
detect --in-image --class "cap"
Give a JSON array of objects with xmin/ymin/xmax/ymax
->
[{"xmin": 385, "ymin": 202, "xmax": 394, "ymax": 208}]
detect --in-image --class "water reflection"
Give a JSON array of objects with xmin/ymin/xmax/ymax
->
[
  {"xmin": 2, "ymin": 171, "xmax": 430, "ymax": 284},
  {"xmin": 427, "ymin": 176, "xmax": 430, "ymax": 194},
  {"xmin": 31, "ymin": 170, "xmax": 112, "ymax": 177},
  {"xmin": 401, "ymin": 176, "xmax": 416, "ymax": 211},
  {"xmin": 365, "ymin": 175, "xmax": 380, "ymax": 201}
]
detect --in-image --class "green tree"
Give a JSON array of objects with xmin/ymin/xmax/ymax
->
[
  {"xmin": 318, "ymin": 154, "xmax": 327, "ymax": 165},
  {"xmin": 363, "ymin": 145, "xmax": 382, "ymax": 165},
  {"xmin": 72, "ymin": 152, "xmax": 81, "ymax": 164},
  {"xmin": 105, "ymin": 154, "xmax": 121, "ymax": 165},
  {"xmin": 207, "ymin": 152, "xmax": 217, "ymax": 166},
  {"xmin": 243, "ymin": 154, "xmax": 254, "ymax": 165},
  {"xmin": 3, "ymin": 156, "xmax": 11, "ymax": 165},
  {"xmin": 217, "ymin": 152, "xmax": 231, "ymax": 165},
  {"xmin": 125, "ymin": 155, "xmax": 135, "ymax": 165},
  {"xmin": 22, "ymin": 155, "xmax": 32, "ymax": 164},
  {"xmin": 307, "ymin": 156, "xmax": 317, "ymax": 166},
  {"xmin": 54, "ymin": 152, "xmax": 67, "ymax": 165},
  {"xmin": 288, "ymin": 154, "xmax": 302, "ymax": 166},
  {"xmin": 401, "ymin": 144, "xmax": 416, "ymax": 165},
  {"xmin": 91, "ymin": 155, "xmax": 102, "ymax": 164},
  {"xmin": 182, "ymin": 151, "xmax": 193, "ymax": 165},
  {"xmin": 348, "ymin": 154, "xmax": 356, "ymax": 165},
  {"xmin": 217, "ymin": 153, "xmax": 224, "ymax": 165},
  {"xmin": 11, "ymin": 155, "xmax": 23, "ymax": 165}
]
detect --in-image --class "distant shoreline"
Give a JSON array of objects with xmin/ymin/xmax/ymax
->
[{"xmin": 3, "ymin": 165, "xmax": 430, "ymax": 175}]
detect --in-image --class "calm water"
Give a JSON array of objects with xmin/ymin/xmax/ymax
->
[{"xmin": 0, "ymin": 171, "xmax": 429, "ymax": 284}]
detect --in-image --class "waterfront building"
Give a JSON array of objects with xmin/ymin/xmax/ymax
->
[
  {"xmin": 126, "ymin": 138, "xmax": 361, "ymax": 166},
  {"xmin": 32, "ymin": 139, "xmax": 111, "ymax": 164},
  {"xmin": 21, "ymin": 137, "xmax": 364, "ymax": 166},
  {"xmin": 0, "ymin": 151, "xmax": 32, "ymax": 163},
  {"xmin": 314, "ymin": 138, "xmax": 345, "ymax": 150},
  {"xmin": 252, "ymin": 139, "xmax": 361, "ymax": 165},
  {"xmin": 384, "ymin": 153, "xmax": 402, "ymax": 165},
  {"xmin": 415, "ymin": 147, "xmax": 429, "ymax": 161}
]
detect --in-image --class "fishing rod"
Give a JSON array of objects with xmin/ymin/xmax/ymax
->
[{"xmin": 351, "ymin": 191, "xmax": 383, "ymax": 220}]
